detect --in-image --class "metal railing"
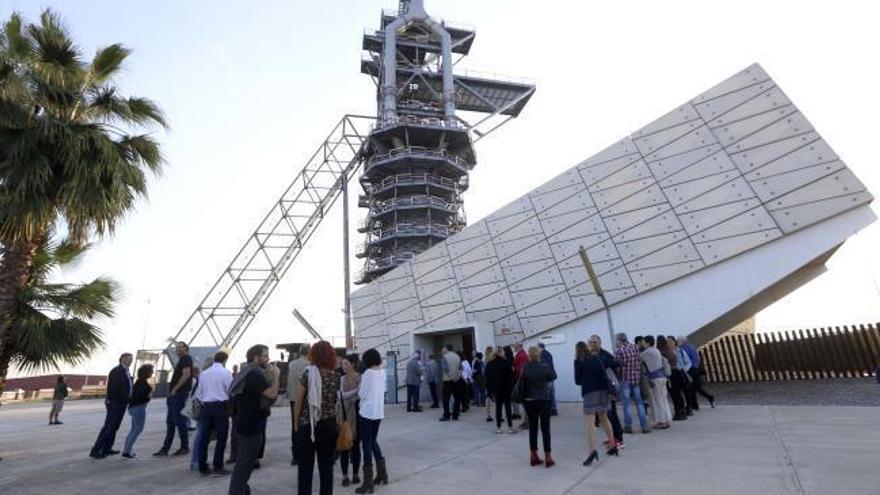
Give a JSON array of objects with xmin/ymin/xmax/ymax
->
[
  {"xmin": 357, "ymin": 250, "xmax": 418, "ymax": 279},
  {"xmin": 373, "ymin": 114, "xmax": 466, "ymax": 132},
  {"xmin": 365, "ymin": 146, "xmax": 471, "ymax": 172},
  {"xmin": 361, "ymin": 172, "xmax": 459, "ymax": 194},
  {"xmin": 362, "ymin": 222, "xmax": 457, "ymax": 245},
  {"xmin": 372, "ymin": 195, "xmax": 460, "ymax": 214}
]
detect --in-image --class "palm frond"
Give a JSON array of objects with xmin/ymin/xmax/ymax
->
[
  {"xmin": 89, "ymin": 43, "xmax": 129, "ymax": 83},
  {"xmin": 11, "ymin": 307, "xmax": 105, "ymax": 372},
  {"xmin": 2, "ymin": 13, "xmax": 32, "ymax": 61}
]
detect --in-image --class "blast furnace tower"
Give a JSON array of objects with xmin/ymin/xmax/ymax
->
[{"xmin": 356, "ymin": 0, "xmax": 535, "ymax": 284}]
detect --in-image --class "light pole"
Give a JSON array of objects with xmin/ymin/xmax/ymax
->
[{"xmin": 578, "ymin": 246, "xmax": 616, "ymax": 349}]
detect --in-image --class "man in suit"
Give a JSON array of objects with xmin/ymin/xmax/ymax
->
[{"xmin": 90, "ymin": 353, "xmax": 133, "ymax": 458}]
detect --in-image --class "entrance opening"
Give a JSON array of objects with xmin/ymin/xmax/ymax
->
[{"xmin": 412, "ymin": 326, "xmax": 475, "ymax": 360}]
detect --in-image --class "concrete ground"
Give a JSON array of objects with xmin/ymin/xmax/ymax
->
[{"xmin": 0, "ymin": 398, "xmax": 877, "ymax": 495}]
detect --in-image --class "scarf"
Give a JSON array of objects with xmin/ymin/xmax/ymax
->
[{"xmin": 306, "ymin": 364, "xmax": 322, "ymax": 441}]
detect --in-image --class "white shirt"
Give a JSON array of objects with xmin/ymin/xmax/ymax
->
[
  {"xmin": 460, "ymin": 360, "xmax": 473, "ymax": 382},
  {"xmin": 358, "ymin": 368, "xmax": 386, "ymax": 420},
  {"xmin": 195, "ymin": 362, "xmax": 233, "ymax": 403}
]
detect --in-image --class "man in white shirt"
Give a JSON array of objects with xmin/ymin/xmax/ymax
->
[
  {"xmin": 194, "ymin": 351, "xmax": 233, "ymax": 475},
  {"xmin": 459, "ymin": 354, "xmax": 473, "ymax": 412}
]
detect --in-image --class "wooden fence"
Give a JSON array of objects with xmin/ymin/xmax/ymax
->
[{"xmin": 698, "ymin": 323, "xmax": 880, "ymax": 382}]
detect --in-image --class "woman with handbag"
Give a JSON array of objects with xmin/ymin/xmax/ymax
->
[
  {"xmin": 356, "ymin": 349, "xmax": 387, "ymax": 494},
  {"xmin": 338, "ymin": 354, "xmax": 361, "ymax": 487},
  {"xmin": 575, "ymin": 338, "xmax": 618, "ymax": 467},
  {"xmin": 293, "ymin": 340, "xmax": 340, "ymax": 495}
]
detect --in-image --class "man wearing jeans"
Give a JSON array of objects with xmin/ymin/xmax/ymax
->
[
  {"xmin": 195, "ymin": 351, "xmax": 233, "ymax": 475},
  {"xmin": 614, "ymin": 333, "xmax": 651, "ymax": 434},
  {"xmin": 154, "ymin": 342, "xmax": 193, "ymax": 457}
]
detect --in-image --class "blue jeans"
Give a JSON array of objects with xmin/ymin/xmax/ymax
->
[
  {"xmin": 620, "ymin": 380, "xmax": 649, "ymax": 430},
  {"xmin": 161, "ymin": 393, "xmax": 189, "ymax": 452},
  {"xmin": 471, "ymin": 380, "xmax": 486, "ymax": 407},
  {"xmin": 358, "ymin": 416, "xmax": 383, "ymax": 466},
  {"xmin": 123, "ymin": 404, "xmax": 146, "ymax": 455}
]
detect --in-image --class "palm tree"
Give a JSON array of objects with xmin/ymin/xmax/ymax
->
[
  {"xmin": 10, "ymin": 236, "xmax": 118, "ymax": 373},
  {"xmin": 0, "ymin": 10, "xmax": 166, "ymax": 394}
]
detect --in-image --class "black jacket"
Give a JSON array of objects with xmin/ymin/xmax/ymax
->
[
  {"xmin": 107, "ymin": 365, "xmax": 132, "ymax": 404},
  {"xmin": 520, "ymin": 362, "xmax": 557, "ymax": 401},
  {"xmin": 485, "ymin": 356, "xmax": 514, "ymax": 400}
]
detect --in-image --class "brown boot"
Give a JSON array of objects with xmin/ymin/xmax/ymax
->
[
  {"xmin": 355, "ymin": 464, "xmax": 374, "ymax": 494},
  {"xmin": 544, "ymin": 451, "xmax": 555, "ymax": 468},
  {"xmin": 530, "ymin": 450, "xmax": 543, "ymax": 466},
  {"xmin": 374, "ymin": 458, "xmax": 389, "ymax": 485}
]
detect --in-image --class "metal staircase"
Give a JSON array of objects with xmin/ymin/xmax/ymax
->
[{"xmin": 170, "ymin": 114, "xmax": 374, "ymax": 350}]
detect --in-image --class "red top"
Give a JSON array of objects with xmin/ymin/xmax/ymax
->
[{"xmin": 513, "ymin": 350, "xmax": 528, "ymax": 380}]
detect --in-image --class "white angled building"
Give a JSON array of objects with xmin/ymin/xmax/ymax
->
[{"xmin": 351, "ymin": 63, "xmax": 875, "ymax": 401}]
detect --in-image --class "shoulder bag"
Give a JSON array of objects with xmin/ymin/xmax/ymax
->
[{"xmin": 335, "ymin": 384, "xmax": 353, "ymax": 451}]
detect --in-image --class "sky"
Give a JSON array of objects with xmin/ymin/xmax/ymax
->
[{"xmin": 4, "ymin": 0, "xmax": 879, "ymax": 377}]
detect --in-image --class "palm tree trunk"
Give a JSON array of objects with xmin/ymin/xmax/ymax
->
[{"xmin": 0, "ymin": 232, "xmax": 45, "ymax": 397}]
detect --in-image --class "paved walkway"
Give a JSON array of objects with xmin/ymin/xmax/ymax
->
[{"xmin": 0, "ymin": 398, "xmax": 877, "ymax": 494}]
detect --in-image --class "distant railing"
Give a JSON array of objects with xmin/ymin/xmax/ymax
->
[
  {"xmin": 366, "ymin": 145, "xmax": 471, "ymax": 172},
  {"xmin": 372, "ymin": 195, "xmax": 460, "ymax": 214},
  {"xmin": 373, "ymin": 115, "xmax": 466, "ymax": 132},
  {"xmin": 698, "ymin": 323, "xmax": 880, "ymax": 382},
  {"xmin": 361, "ymin": 173, "xmax": 460, "ymax": 194}
]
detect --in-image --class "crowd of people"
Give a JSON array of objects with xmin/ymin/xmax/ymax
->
[
  {"xmin": 404, "ymin": 332, "xmax": 716, "ymax": 467},
  {"xmin": 82, "ymin": 340, "xmax": 389, "ymax": 495},
  {"xmin": 75, "ymin": 330, "xmax": 715, "ymax": 493}
]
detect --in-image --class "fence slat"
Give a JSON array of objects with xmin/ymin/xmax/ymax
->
[
  {"xmin": 718, "ymin": 336, "xmax": 735, "ymax": 382},
  {"xmin": 706, "ymin": 340, "xmax": 722, "ymax": 383},
  {"xmin": 698, "ymin": 323, "xmax": 880, "ymax": 382},
  {"xmin": 861, "ymin": 324, "xmax": 880, "ymax": 370},
  {"xmin": 822, "ymin": 327, "xmax": 843, "ymax": 377},
  {"xmin": 842, "ymin": 325, "xmax": 866, "ymax": 376},
  {"xmin": 733, "ymin": 334, "xmax": 754, "ymax": 381},
  {"xmin": 812, "ymin": 328, "xmax": 829, "ymax": 377},
  {"xmin": 782, "ymin": 331, "xmax": 801, "ymax": 379},
  {"xmin": 797, "ymin": 329, "xmax": 817, "ymax": 379},
  {"xmin": 747, "ymin": 333, "xmax": 766, "ymax": 381},
  {"xmin": 854, "ymin": 324, "xmax": 876, "ymax": 372}
]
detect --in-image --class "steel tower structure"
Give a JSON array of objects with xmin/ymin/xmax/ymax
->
[
  {"xmin": 153, "ymin": 0, "xmax": 533, "ymax": 358},
  {"xmin": 356, "ymin": 0, "xmax": 535, "ymax": 284}
]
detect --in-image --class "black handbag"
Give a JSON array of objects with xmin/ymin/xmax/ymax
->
[{"xmin": 511, "ymin": 376, "xmax": 525, "ymax": 404}]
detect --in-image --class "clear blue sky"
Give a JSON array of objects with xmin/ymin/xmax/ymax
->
[{"xmin": 4, "ymin": 0, "xmax": 879, "ymax": 377}]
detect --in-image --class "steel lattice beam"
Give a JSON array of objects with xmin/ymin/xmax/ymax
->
[{"xmin": 172, "ymin": 114, "xmax": 375, "ymax": 350}]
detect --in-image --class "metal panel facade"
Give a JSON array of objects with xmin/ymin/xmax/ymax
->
[{"xmin": 352, "ymin": 63, "xmax": 874, "ymax": 351}]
